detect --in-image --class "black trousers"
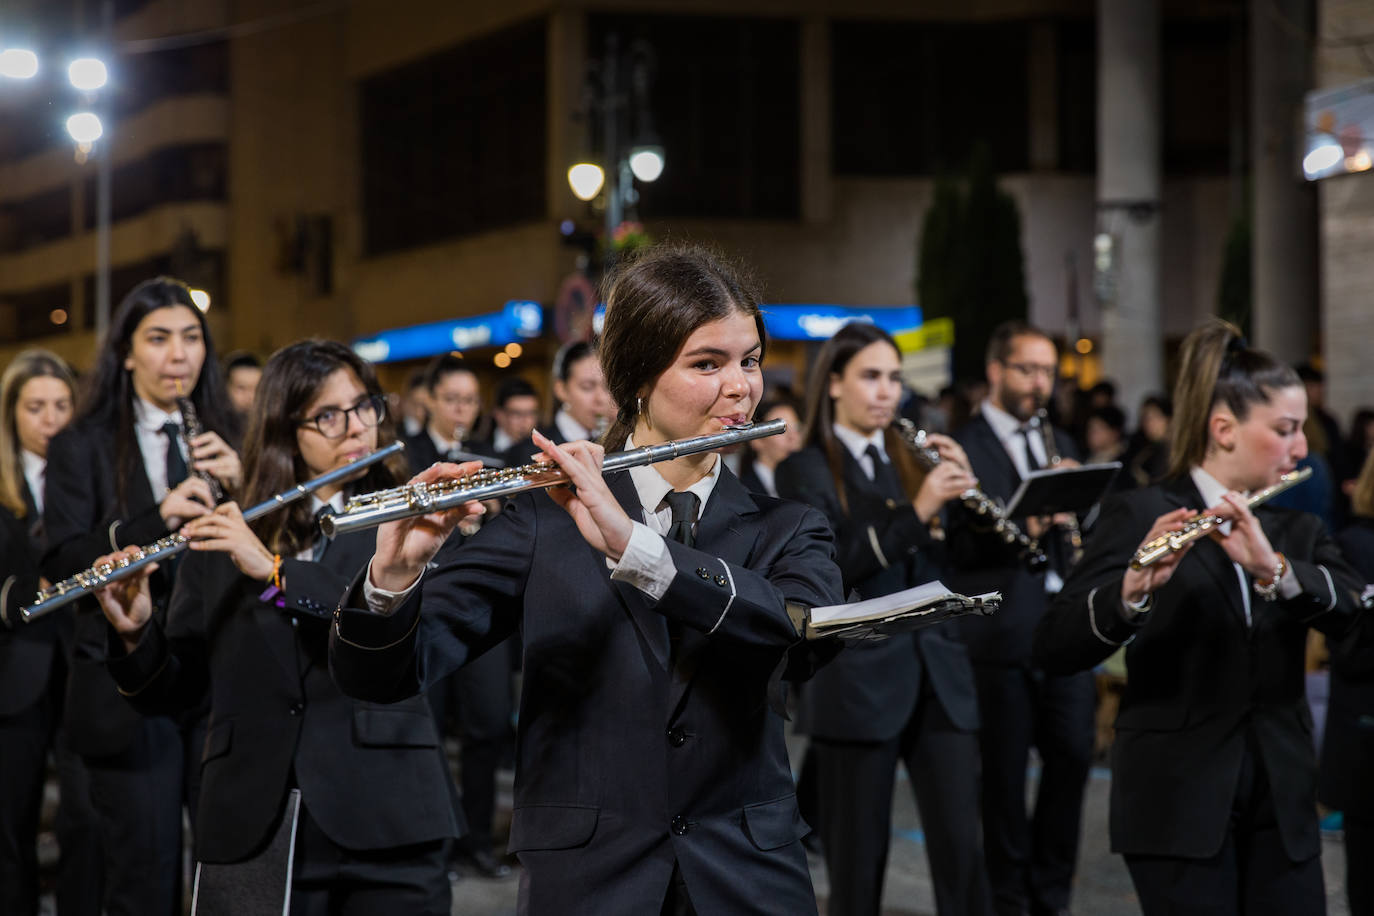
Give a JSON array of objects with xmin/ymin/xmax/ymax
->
[
  {"xmin": 973, "ymin": 663, "xmax": 1094, "ymax": 916},
  {"xmin": 1124, "ymin": 737, "xmax": 1325, "ymax": 916},
  {"xmin": 0, "ymin": 670, "xmax": 104, "ymax": 916},
  {"xmin": 429, "ymin": 635, "xmax": 514, "ymax": 853},
  {"xmin": 1347, "ymin": 813, "xmax": 1373, "ymax": 916},
  {"xmin": 291, "ymin": 799, "xmax": 450, "ymax": 916},
  {"xmin": 813, "ymin": 681, "xmax": 993, "ymax": 916},
  {"xmin": 84, "ymin": 714, "xmax": 192, "ymax": 916}
]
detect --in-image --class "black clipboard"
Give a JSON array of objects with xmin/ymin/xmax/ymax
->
[{"xmin": 1003, "ymin": 461, "xmax": 1122, "ymax": 518}]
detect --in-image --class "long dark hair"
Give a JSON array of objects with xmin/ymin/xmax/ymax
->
[
  {"xmin": 0, "ymin": 349, "xmax": 76, "ymax": 517},
  {"xmin": 242, "ymin": 340, "xmax": 406, "ymax": 556},
  {"xmin": 77, "ymin": 277, "xmax": 238, "ymax": 512},
  {"xmin": 1168, "ymin": 318, "xmax": 1301, "ymax": 478},
  {"xmin": 800, "ymin": 322, "xmax": 925, "ymax": 514},
  {"xmin": 598, "ymin": 244, "xmax": 766, "ymax": 452}
]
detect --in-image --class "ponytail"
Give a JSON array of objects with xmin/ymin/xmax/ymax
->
[{"xmin": 1168, "ymin": 318, "xmax": 1301, "ymax": 477}]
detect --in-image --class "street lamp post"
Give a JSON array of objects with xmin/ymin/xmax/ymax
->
[{"xmin": 567, "ymin": 34, "xmax": 664, "ymax": 274}]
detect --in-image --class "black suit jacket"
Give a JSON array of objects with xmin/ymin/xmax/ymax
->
[
  {"xmin": 107, "ymin": 528, "xmax": 459, "ymax": 862},
  {"xmin": 775, "ymin": 445, "xmax": 979, "ymax": 741},
  {"xmin": 946, "ymin": 413, "xmax": 1080, "ymax": 664},
  {"xmin": 1032, "ymin": 476, "xmax": 1365, "ymax": 860},
  {"xmin": 1320, "ymin": 519, "xmax": 1374, "ymax": 815},
  {"xmin": 499, "ymin": 423, "xmax": 569, "ymax": 471},
  {"xmin": 0, "ymin": 485, "xmax": 70, "ymax": 716},
  {"xmin": 42, "ymin": 413, "xmax": 187, "ymax": 756},
  {"xmin": 331, "ymin": 467, "xmax": 841, "ymax": 915}
]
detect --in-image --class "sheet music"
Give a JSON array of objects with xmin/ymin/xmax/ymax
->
[{"xmin": 805, "ymin": 580, "xmax": 1001, "ymax": 640}]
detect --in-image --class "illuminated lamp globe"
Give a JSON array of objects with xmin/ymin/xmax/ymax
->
[
  {"xmin": 68, "ymin": 57, "xmax": 108, "ymax": 91},
  {"xmin": 189, "ymin": 288, "xmax": 211, "ymax": 312},
  {"xmin": 0, "ymin": 49, "xmax": 39, "ymax": 79},
  {"xmin": 66, "ymin": 112, "xmax": 103, "ymax": 144},
  {"xmin": 628, "ymin": 146, "xmax": 664, "ymax": 183},
  {"xmin": 567, "ymin": 163, "xmax": 605, "ymax": 201}
]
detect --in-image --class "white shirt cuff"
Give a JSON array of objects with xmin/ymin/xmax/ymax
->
[
  {"xmin": 1277, "ymin": 566, "xmax": 1302, "ymax": 601},
  {"xmin": 361, "ymin": 559, "xmax": 423, "ymax": 616},
  {"xmin": 609, "ymin": 521, "xmax": 676, "ymax": 601}
]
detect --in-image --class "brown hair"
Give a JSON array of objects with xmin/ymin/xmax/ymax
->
[
  {"xmin": 799, "ymin": 322, "xmax": 926, "ymax": 514},
  {"xmin": 0, "ymin": 350, "xmax": 76, "ymax": 517},
  {"xmin": 1168, "ymin": 318, "xmax": 1302, "ymax": 478},
  {"xmin": 984, "ymin": 320, "xmax": 1054, "ymax": 367},
  {"xmin": 598, "ymin": 244, "xmax": 766, "ymax": 452},
  {"xmin": 242, "ymin": 340, "xmax": 406, "ymax": 555}
]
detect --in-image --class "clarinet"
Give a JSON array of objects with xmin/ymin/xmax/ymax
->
[
  {"xmin": 894, "ymin": 419, "xmax": 1048, "ymax": 573},
  {"xmin": 20, "ymin": 441, "xmax": 406, "ymax": 622},
  {"xmin": 175, "ymin": 381, "xmax": 225, "ymax": 504},
  {"xmin": 1035, "ymin": 407, "xmax": 1084, "ymax": 567}
]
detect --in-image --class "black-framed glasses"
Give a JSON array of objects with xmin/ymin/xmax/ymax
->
[{"xmin": 298, "ymin": 394, "xmax": 386, "ymax": 439}]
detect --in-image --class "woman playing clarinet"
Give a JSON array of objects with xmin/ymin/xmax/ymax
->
[
  {"xmin": 1034, "ymin": 319, "xmax": 1365, "ymax": 915},
  {"xmin": 43, "ymin": 276, "xmax": 241, "ymax": 916},
  {"xmin": 774, "ymin": 321, "xmax": 991, "ymax": 916},
  {"xmin": 329, "ymin": 244, "xmax": 842, "ymax": 915},
  {"xmin": 91, "ymin": 339, "xmax": 457, "ymax": 911}
]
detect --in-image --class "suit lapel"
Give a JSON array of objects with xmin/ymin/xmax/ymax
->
[
  {"xmin": 1162, "ymin": 476, "xmax": 1249, "ymax": 626},
  {"xmin": 605, "ymin": 471, "xmax": 672, "ymax": 670},
  {"xmin": 666, "ymin": 469, "xmax": 761, "ymax": 719}
]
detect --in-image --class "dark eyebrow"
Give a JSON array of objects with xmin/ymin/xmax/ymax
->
[
  {"xmin": 142, "ymin": 324, "xmax": 200, "ymax": 335},
  {"xmin": 682, "ymin": 341, "xmax": 762, "ymax": 359}
]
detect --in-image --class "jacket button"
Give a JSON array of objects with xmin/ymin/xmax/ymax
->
[
  {"xmin": 696, "ymin": 567, "xmax": 709, "ymax": 579},
  {"xmin": 288, "ymin": 703, "xmax": 303, "ymax": 716},
  {"xmin": 671, "ymin": 815, "xmax": 689, "ymax": 836},
  {"xmin": 714, "ymin": 575, "xmax": 727, "ymax": 586},
  {"xmin": 667, "ymin": 726, "xmax": 686, "ymax": 747}
]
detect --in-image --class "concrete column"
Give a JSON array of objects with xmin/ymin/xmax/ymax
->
[
  {"xmin": 1251, "ymin": 0, "xmax": 1318, "ymax": 363},
  {"xmin": 1096, "ymin": 0, "xmax": 1164, "ymax": 407},
  {"xmin": 799, "ymin": 16, "xmax": 832, "ymax": 225},
  {"xmin": 547, "ymin": 9, "xmax": 588, "ymax": 221}
]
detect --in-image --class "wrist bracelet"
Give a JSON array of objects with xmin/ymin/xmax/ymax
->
[{"xmin": 1252, "ymin": 552, "xmax": 1286, "ymax": 602}]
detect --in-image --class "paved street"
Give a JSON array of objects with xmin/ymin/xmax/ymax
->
[{"xmin": 447, "ymin": 757, "xmax": 1351, "ymax": 916}]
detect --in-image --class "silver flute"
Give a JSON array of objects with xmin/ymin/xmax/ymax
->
[
  {"xmin": 322, "ymin": 420, "xmax": 786, "ymax": 537},
  {"xmin": 894, "ymin": 419, "xmax": 1049, "ymax": 573},
  {"xmin": 1128, "ymin": 466, "xmax": 1313, "ymax": 570},
  {"xmin": 20, "ymin": 441, "xmax": 406, "ymax": 622}
]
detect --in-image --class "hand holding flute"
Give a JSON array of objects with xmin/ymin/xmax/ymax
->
[{"xmin": 369, "ymin": 459, "xmax": 489, "ymax": 594}]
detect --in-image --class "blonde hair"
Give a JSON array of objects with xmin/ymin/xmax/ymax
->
[
  {"xmin": 1168, "ymin": 319, "xmax": 1301, "ymax": 478},
  {"xmin": 1352, "ymin": 447, "xmax": 1374, "ymax": 519},
  {"xmin": 0, "ymin": 350, "xmax": 76, "ymax": 517}
]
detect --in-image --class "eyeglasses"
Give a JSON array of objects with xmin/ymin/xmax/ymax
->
[
  {"xmin": 298, "ymin": 394, "xmax": 387, "ymax": 439},
  {"xmin": 1002, "ymin": 361, "xmax": 1057, "ymax": 381}
]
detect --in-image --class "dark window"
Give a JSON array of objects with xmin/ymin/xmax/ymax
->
[
  {"xmin": 81, "ymin": 143, "xmax": 228, "ymax": 230},
  {"xmin": 0, "ymin": 186, "xmax": 72, "ymax": 254},
  {"xmin": 1162, "ymin": 18, "xmax": 1238, "ymax": 174},
  {"xmin": 832, "ymin": 20, "xmax": 1029, "ymax": 176},
  {"xmin": 0, "ymin": 282, "xmax": 73, "ymax": 343},
  {"xmin": 1056, "ymin": 20, "xmax": 1096, "ymax": 173},
  {"xmin": 80, "ymin": 248, "xmax": 226, "ymax": 330},
  {"xmin": 587, "ymin": 14, "xmax": 801, "ymax": 220},
  {"xmin": 360, "ymin": 19, "xmax": 548, "ymax": 256}
]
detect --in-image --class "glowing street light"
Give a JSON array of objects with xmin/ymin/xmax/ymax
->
[
  {"xmin": 628, "ymin": 146, "xmax": 664, "ymax": 183},
  {"xmin": 189, "ymin": 288, "xmax": 211, "ymax": 312},
  {"xmin": 66, "ymin": 112, "xmax": 103, "ymax": 144},
  {"xmin": 68, "ymin": 57, "xmax": 108, "ymax": 91},
  {"xmin": 0, "ymin": 48, "xmax": 39, "ymax": 79},
  {"xmin": 567, "ymin": 162, "xmax": 606, "ymax": 201}
]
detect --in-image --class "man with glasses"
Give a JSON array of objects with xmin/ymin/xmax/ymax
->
[
  {"xmin": 487, "ymin": 377, "xmax": 541, "ymax": 456},
  {"xmin": 945, "ymin": 322, "xmax": 1093, "ymax": 916},
  {"xmin": 404, "ymin": 354, "xmax": 502, "ymax": 475}
]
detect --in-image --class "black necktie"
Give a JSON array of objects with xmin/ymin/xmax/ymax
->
[
  {"xmin": 1019, "ymin": 424, "xmax": 1042, "ymax": 473},
  {"xmin": 664, "ymin": 491, "xmax": 699, "ymax": 548},
  {"xmin": 865, "ymin": 444, "xmax": 901, "ymax": 498},
  {"xmin": 162, "ymin": 422, "xmax": 188, "ymax": 488},
  {"xmin": 312, "ymin": 505, "xmax": 336, "ymax": 562}
]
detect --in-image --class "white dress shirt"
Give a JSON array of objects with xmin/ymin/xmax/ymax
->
[
  {"xmin": 21, "ymin": 449, "xmax": 46, "ymax": 515},
  {"xmin": 979, "ymin": 398, "xmax": 1047, "ymax": 477},
  {"xmin": 132, "ymin": 397, "xmax": 188, "ymax": 500},
  {"xmin": 553, "ymin": 408, "xmax": 594, "ymax": 443},
  {"xmin": 831, "ymin": 423, "xmax": 888, "ymax": 481}
]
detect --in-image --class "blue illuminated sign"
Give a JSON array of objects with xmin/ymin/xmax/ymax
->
[{"xmin": 352, "ymin": 300, "xmax": 543, "ymax": 363}]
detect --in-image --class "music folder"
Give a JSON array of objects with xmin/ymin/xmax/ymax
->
[
  {"xmin": 805, "ymin": 580, "xmax": 1001, "ymax": 641},
  {"xmin": 1003, "ymin": 461, "xmax": 1122, "ymax": 519}
]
